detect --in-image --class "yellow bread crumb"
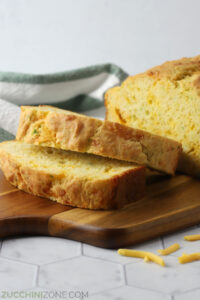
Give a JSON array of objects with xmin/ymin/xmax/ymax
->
[
  {"xmin": 178, "ymin": 253, "xmax": 200, "ymax": 264},
  {"xmin": 184, "ymin": 234, "xmax": 200, "ymax": 241},
  {"xmin": 117, "ymin": 249, "xmax": 165, "ymax": 267},
  {"xmin": 157, "ymin": 243, "xmax": 180, "ymax": 255}
]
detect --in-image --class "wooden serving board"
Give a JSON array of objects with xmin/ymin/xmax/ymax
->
[{"xmin": 0, "ymin": 169, "xmax": 200, "ymax": 248}]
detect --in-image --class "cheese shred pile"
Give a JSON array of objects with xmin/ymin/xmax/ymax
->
[
  {"xmin": 118, "ymin": 234, "xmax": 200, "ymax": 267},
  {"xmin": 117, "ymin": 249, "xmax": 165, "ymax": 267}
]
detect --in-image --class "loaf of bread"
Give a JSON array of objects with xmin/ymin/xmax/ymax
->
[
  {"xmin": 0, "ymin": 141, "xmax": 145, "ymax": 210},
  {"xmin": 16, "ymin": 106, "xmax": 181, "ymax": 174},
  {"xmin": 105, "ymin": 55, "xmax": 200, "ymax": 176}
]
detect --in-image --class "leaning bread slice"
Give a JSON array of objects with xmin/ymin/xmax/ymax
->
[
  {"xmin": 16, "ymin": 105, "xmax": 181, "ymax": 175},
  {"xmin": 0, "ymin": 141, "xmax": 145, "ymax": 210},
  {"xmin": 105, "ymin": 55, "xmax": 200, "ymax": 176}
]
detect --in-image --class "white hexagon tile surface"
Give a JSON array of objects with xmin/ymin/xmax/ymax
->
[
  {"xmin": 83, "ymin": 237, "xmax": 163, "ymax": 264},
  {"xmin": 89, "ymin": 286, "xmax": 171, "ymax": 300},
  {"xmin": 0, "ymin": 257, "xmax": 37, "ymax": 290},
  {"xmin": 125, "ymin": 255, "xmax": 200, "ymax": 294},
  {"xmin": 174, "ymin": 289, "xmax": 200, "ymax": 300},
  {"xmin": 0, "ymin": 226, "xmax": 200, "ymax": 299},
  {"xmin": 1, "ymin": 236, "xmax": 81, "ymax": 265},
  {"xmin": 38, "ymin": 256, "xmax": 123, "ymax": 293}
]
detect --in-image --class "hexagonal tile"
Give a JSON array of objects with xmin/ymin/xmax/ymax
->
[
  {"xmin": 83, "ymin": 238, "xmax": 163, "ymax": 264},
  {"xmin": 126, "ymin": 256, "xmax": 200, "ymax": 294},
  {"xmin": 174, "ymin": 289, "xmax": 200, "ymax": 300},
  {"xmin": 0, "ymin": 257, "xmax": 37, "ymax": 289},
  {"xmin": 89, "ymin": 286, "xmax": 171, "ymax": 300},
  {"xmin": 1, "ymin": 237, "xmax": 81, "ymax": 265},
  {"xmin": 39, "ymin": 256, "xmax": 123, "ymax": 294},
  {"xmin": 163, "ymin": 226, "xmax": 200, "ymax": 258}
]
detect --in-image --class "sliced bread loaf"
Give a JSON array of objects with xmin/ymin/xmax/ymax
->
[
  {"xmin": 0, "ymin": 141, "xmax": 145, "ymax": 210},
  {"xmin": 105, "ymin": 55, "xmax": 200, "ymax": 176},
  {"xmin": 16, "ymin": 105, "xmax": 181, "ymax": 174}
]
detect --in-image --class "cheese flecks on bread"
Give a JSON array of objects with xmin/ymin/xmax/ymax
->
[
  {"xmin": 16, "ymin": 105, "xmax": 181, "ymax": 175},
  {"xmin": 0, "ymin": 141, "xmax": 145, "ymax": 210},
  {"xmin": 105, "ymin": 55, "xmax": 200, "ymax": 176}
]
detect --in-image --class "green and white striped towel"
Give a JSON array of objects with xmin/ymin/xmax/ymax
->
[{"xmin": 0, "ymin": 63, "xmax": 127, "ymax": 142}]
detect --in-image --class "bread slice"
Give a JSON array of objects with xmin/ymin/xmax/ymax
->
[
  {"xmin": 0, "ymin": 141, "xmax": 145, "ymax": 210},
  {"xmin": 105, "ymin": 55, "xmax": 200, "ymax": 177},
  {"xmin": 16, "ymin": 106, "xmax": 181, "ymax": 175}
]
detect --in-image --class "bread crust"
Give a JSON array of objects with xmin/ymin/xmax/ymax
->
[
  {"xmin": 105, "ymin": 56, "xmax": 200, "ymax": 109},
  {"xmin": 16, "ymin": 106, "xmax": 181, "ymax": 175},
  {"xmin": 119, "ymin": 56, "xmax": 200, "ymax": 97},
  {"xmin": 0, "ymin": 144, "xmax": 145, "ymax": 210},
  {"xmin": 145, "ymin": 55, "xmax": 200, "ymax": 81},
  {"xmin": 119, "ymin": 55, "xmax": 200, "ymax": 83}
]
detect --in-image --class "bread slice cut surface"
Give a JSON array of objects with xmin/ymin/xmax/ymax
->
[
  {"xmin": 16, "ymin": 105, "xmax": 181, "ymax": 175},
  {"xmin": 105, "ymin": 55, "xmax": 200, "ymax": 177},
  {"xmin": 0, "ymin": 141, "xmax": 145, "ymax": 210}
]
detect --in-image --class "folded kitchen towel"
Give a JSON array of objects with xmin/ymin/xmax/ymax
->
[{"xmin": 0, "ymin": 63, "xmax": 127, "ymax": 141}]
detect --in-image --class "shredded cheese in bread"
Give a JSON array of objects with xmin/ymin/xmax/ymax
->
[
  {"xmin": 117, "ymin": 249, "xmax": 165, "ymax": 267},
  {"xmin": 178, "ymin": 253, "xmax": 200, "ymax": 264},
  {"xmin": 157, "ymin": 243, "xmax": 180, "ymax": 255},
  {"xmin": 184, "ymin": 234, "xmax": 200, "ymax": 241}
]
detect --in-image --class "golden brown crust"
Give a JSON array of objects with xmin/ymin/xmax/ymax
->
[
  {"xmin": 123, "ymin": 55, "xmax": 200, "ymax": 86},
  {"xmin": 110, "ymin": 55, "xmax": 200, "ymax": 100},
  {"xmin": 0, "ymin": 143, "xmax": 145, "ymax": 210},
  {"xmin": 130, "ymin": 55, "xmax": 200, "ymax": 81},
  {"xmin": 16, "ymin": 106, "xmax": 181, "ymax": 174}
]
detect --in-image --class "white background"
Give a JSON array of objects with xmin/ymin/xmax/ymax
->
[{"xmin": 0, "ymin": 0, "xmax": 199, "ymax": 75}]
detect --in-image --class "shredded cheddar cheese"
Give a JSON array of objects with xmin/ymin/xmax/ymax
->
[
  {"xmin": 157, "ymin": 243, "xmax": 180, "ymax": 255},
  {"xmin": 143, "ymin": 256, "xmax": 150, "ymax": 262},
  {"xmin": 184, "ymin": 234, "xmax": 200, "ymax": 241},
  {"xmin": 178, "ymin": 253, "xmax": 200, "ymax": 264},
  {"xmin": 117, "ymin": 249, "xmax": 165, "ymax": 267}
]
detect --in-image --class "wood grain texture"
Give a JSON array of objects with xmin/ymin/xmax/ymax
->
[
  {"xmin": 0, "ymin": 170, "xmax": 72, "ymax": 238},
  {"xmin": 0, "ymin": 169, "xmax": 200, "ymax": 248}
]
